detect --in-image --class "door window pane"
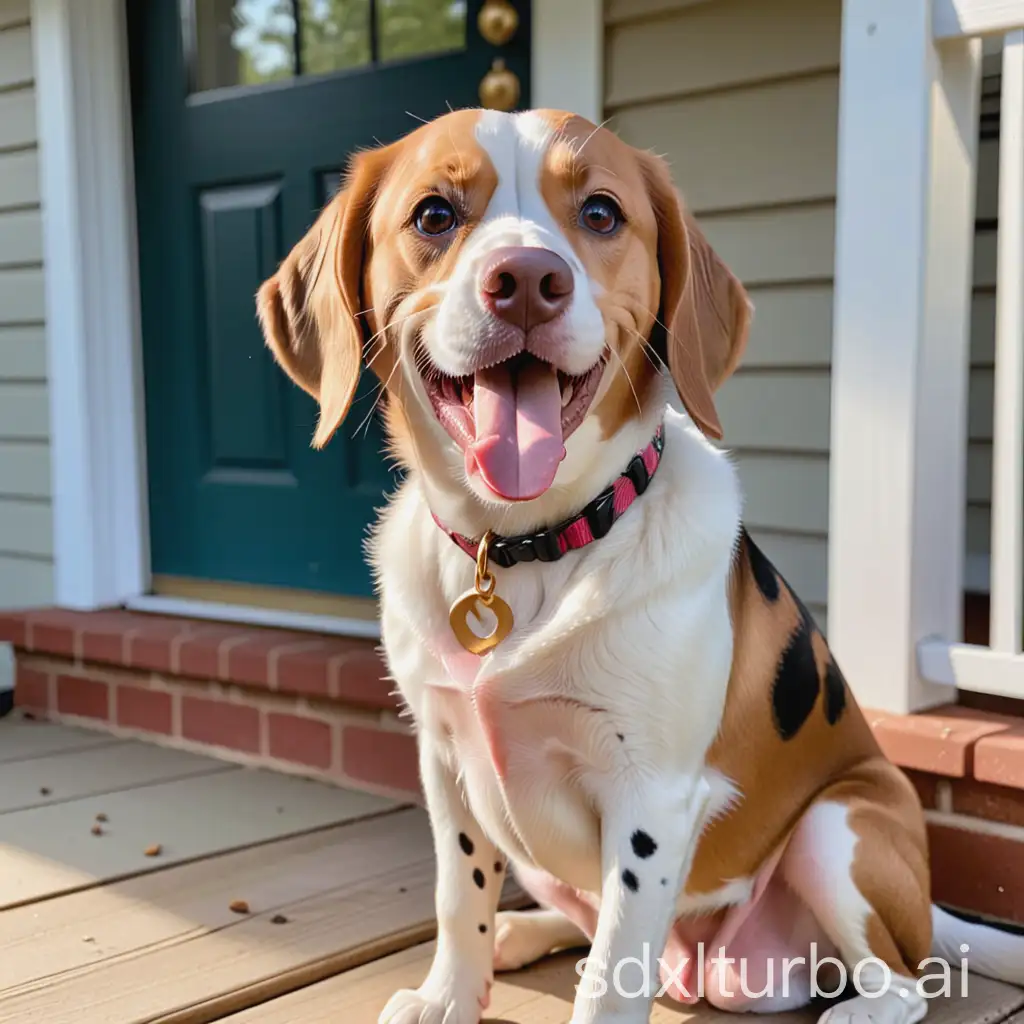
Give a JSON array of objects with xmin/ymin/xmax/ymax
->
[
  {"xmin": 194, "ymin": 0, "xmax": 297, "ymax": 91},
  {"xmin": 189, "ymin": 0, "xmax": 467, "ymax": 94},
  {"xmin": 377, "ymin": 0, "xmax": 466, "ymax": 63},
  {"xmin": 300, "ymin": 0, "xmax": 373, "ymax": 76}
]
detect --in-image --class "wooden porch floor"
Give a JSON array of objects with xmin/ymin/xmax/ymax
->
[{"xmin": 0, "ymin": 719, "xmax": 1021, "ymax": 1024}]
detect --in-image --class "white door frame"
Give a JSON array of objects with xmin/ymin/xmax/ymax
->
[
  {"xmin": 31, "ymin": 0, "xmax": 603, "ymax": 629},
  {"xmin": 32, "ymin": 0, "xmax": 150, "ymax": 612}
]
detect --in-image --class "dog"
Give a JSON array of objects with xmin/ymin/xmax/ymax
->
[{"xmin": 257, "ymin": 108, "xmax": 1024, "ymax": 1024}]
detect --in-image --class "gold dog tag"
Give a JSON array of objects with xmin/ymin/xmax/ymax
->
[
  {"xmin": 449, "ymin": 590, "xmax": 514, "ymax": 655},
  {"xmin": 449, "ymin": 530, "xmax": 514, "ymax": 655}
]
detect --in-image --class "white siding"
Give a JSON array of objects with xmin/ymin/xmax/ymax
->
[
  {"xmin": 605, "ymin": 0, "xmax": 839, "ymax": 630},
  {"xmin": 0, "ymin": 0, "xmax": 52, "ymax": 674}
]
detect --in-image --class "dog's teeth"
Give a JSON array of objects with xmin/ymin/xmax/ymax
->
[{"xmin": 561, "ymin": 384, "xmax": 574, "ymax": 408}]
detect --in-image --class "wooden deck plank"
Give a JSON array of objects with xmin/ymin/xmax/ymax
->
[
  {"xmin": 0, "ymin": 740, "xmax": 233, "ymax": 813},
  {"xmin": 0, "ymin": 810, "xmax": 427, "ymax": 996},
  {"xmin": 220, "ymin": 943, "xmax": 576, "ymax": 1023},
  {"xmin": 0, "ymin": 766, "xmax": 398, "ymax": 909},
  {"xmin": 227, "ymin": 945, "xmax": 1024, "ymax": 1024},
  {"xmin": 0, "ymin": 719, "xmax": 122, "ymax": 764},
  {"xmin": 0, "ymin": 813, "xmax": 441, "ymax": 1023}
]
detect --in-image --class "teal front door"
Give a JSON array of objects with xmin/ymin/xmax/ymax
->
[{"xmin": 128, "ymin": 0, "xmax": 530, "ymax": 599}]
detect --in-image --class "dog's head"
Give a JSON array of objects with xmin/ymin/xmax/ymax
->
[{"xmin": 257, "ymin": 109, "xmax": 750, "ymax": 512}]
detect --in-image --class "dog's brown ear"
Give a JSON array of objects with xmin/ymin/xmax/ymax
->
[
  {"xmin": 257, "ymin": 147, "xmax": 392, "ymax": 448},
  {"xmin": 640, "ymin": 152, "xmax": 751, "ymax": 440}
]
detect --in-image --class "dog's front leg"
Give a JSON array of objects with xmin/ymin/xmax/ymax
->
[
  {"xmin": 380, "ymin": 735, "xmax": 501, "ymax": 1024},
  {"xmin": 572, "ymin": 773, "xmax": 712, "ymax": 1024}
]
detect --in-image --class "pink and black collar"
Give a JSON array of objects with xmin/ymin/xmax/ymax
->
[{"xmin": 433, "ymin": 425, "xmax": 665, "ymax": 569}]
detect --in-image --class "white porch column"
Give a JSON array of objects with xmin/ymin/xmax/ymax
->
[
  {"xmin": 828, "ymin": 0, "xmax": 979, "ymax": 712},
  {"xmin": 531, "ymin": 0, "xmax": 603, "ymax": 122}
]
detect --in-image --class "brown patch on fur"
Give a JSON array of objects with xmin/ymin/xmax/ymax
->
[
  {"xmin": 788, "ymin": 760, "xmax": 931, "ymax": 976},
  {"xmin": 257, "ymin": 141, "xmax": 403, "ymax": 448},
  {"xmin": 533, "ymin": 115, "xmax": 665, "ymax": 439},
  {"xmin": 362, "ymin": 110, "xmax": 499, "ymax": 470},
  {"xmin": 686, "ymin": 533, "xmax": 884, "ymax": 895},
  {"xmin": 636, "ymin": 153, "xmax": 751, "ymax": 440},
  {"xmin": 532, "ymin": 113, "xmax": 750, "ymax": 441},
  {"xmin": 687, "ymin": 537, "xmax": 932, "ymax": 977},
  {"xmin": 843, "ymin": 764, "xmax": 932, "ymax": 973}
]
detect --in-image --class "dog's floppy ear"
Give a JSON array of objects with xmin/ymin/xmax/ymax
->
[
  {"xmin": 640, "ymin": 152, "xmax": 751, "ymax": 440},
  {"xmin": 257, "ymin": 147, "xmax": 392, "ymax": 448}
]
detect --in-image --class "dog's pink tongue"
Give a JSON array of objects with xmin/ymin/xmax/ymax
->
[{"xmin": 466, "ymin": 360, "xmax": 564, "ymax": 500}]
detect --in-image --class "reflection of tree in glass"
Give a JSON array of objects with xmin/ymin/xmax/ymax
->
[
  {"xmin": 377, "ymin": 0, "xmax": 467, "ymax": 63},
  {"xmin": 232, "ymin": 0, "xmax": 296, "ymax": 85},
  {"xmin": 302, "ymin": 0, "xmax": 372, "ymax": 73},
  {"xmin": 231, "ymin": 0, "xmax": 467, "ymax": 84}
]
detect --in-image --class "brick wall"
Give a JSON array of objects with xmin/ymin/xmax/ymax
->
[
  {"xmin": 873, "ymin": 707, "xmax": 1024, "ymax": 926},
  {"xmin": 2, "ymin": 609, "xmax": 421, "ymax": 802}
]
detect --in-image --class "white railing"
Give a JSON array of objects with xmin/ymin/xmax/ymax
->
[{"xmin": 830, "ymin": 0, "xmax": 1024, "ymax": 712}]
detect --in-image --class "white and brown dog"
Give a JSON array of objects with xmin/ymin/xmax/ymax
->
[{"xmin": 257, "ymin": 109, "xmax": 1024, "ymax": 1024}]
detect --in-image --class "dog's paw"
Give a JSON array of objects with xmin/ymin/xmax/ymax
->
[
  {"xmin": 379, "ymin": 976, "xmax": 491, "ymax": 1024},
  {"xmin": 377, "ymin": 989, "xmax": 452, "ymax": 1024},
  {"xmin": 817, "ymin": 989, "xmax": 927, "ymax": 1024}
]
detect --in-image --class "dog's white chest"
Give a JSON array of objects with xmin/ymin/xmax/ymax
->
[{"xmin": 426, "ymin": 672, "xmax": 609, "ymax": 893}]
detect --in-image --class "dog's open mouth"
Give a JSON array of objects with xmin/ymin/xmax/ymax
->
[{"xmin": 423, "ymin": 351, "xmax": 605, "ymax": 501}]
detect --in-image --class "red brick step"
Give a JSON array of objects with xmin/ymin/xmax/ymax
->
[{"xmin": 0, "ymin": 607, "xmax": 419, "ymax": 802}]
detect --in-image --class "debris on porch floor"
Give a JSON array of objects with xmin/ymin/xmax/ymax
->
[
  {"xmin": 0, "ymin": 719, "xmax": 1022, "ymax": 1023},
  {"xmin": 0, "ymin": 607, "xmax": 423, "ymax": 802}
]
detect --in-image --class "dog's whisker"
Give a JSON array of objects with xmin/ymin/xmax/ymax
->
[
  {"xmin": 608, "ymin": 344, "xmax": 643, "ymax": 418},
  {"xmin": 363, "ymin": 307, "xmax": 424, "ymax": 366},
  {"xmin": 575, "ymin": 118, "xmax": 612, "ymax": 163},
  {"xmin": 586, "ymin": 163, "xmax": 623, "ymax": 181},
  {"xmin": 352, "ymin": 356, "xmax": 401, "ymax": 439},
  {"xmin": 619, "ymin": 323, "xmax": 667, "ymax": 374},
  {"xmin": 630, "ymin": 298, "xmax": 671, "ymax": 339}
]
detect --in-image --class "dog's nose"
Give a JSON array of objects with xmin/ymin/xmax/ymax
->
[{"xmin": 480, "ymin": 247, "xmax": 574, "ymax": 331}]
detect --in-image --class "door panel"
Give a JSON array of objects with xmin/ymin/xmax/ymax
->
[
  {"xmin": 128, "ymin": 0, "xmax": 531, "ymax": 598},
  {"xmin": 199, "ymin": 182, "xmax": 289, "ymax": 472}
]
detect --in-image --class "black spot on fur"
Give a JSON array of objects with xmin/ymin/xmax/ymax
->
[
  {"xmin": 622, "ymin": 869, "xmax": 639, "ymax": 893},
  {"xmin": 479, "ymin": 923, "xmax": 488, "ymax": 934},
  {"xmin": 630, "ymin": 830, "xmax": 657, "ymax": 859},
  {"xmin": 771, "ymin": 617, "xmax": 820, "ymax": 740},
  {"xmin": 824, "ymin": 659, "xmax": 848, "ymax": 725},
  {"xmin": 494, "ymin": 860, "xmax": 504, "ymax": 873},
  {"xmin": 743, "ymin": 529, "xmax": 779, "ymax": 603},
  {"xmin": 473, "ymin": 867, "xmax": 486, "ymax": 889},
  {"xmin": 616, "ymin": 732, "xmax": 625, "ymax": 741},
  {"xmin": 459, "ymin": 833, "xmax": 474, "ymax": 856}
]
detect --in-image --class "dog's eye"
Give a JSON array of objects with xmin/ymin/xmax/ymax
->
[
  {"xmin": 414, "ymin": 197, "xmax": 457, "ymax": 237},
  {"xmin": 579, "ymin": 195, "xmax": 623, "ymax": 236}
]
